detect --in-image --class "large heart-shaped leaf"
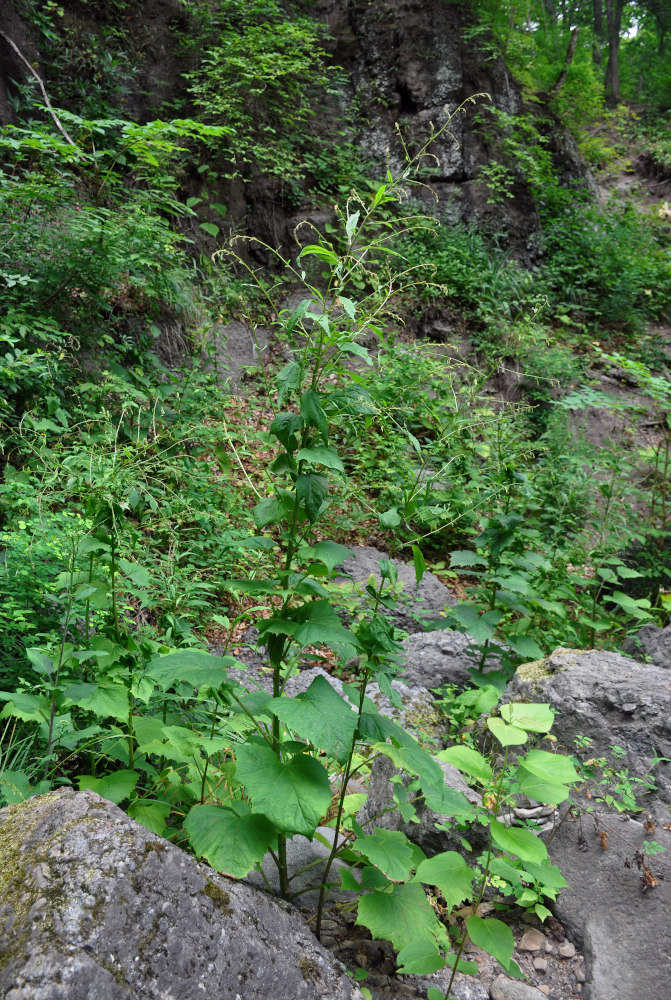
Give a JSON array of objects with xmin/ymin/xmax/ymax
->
[
  {"xmin": 184, "ymin": 802, "xmax": 277, "ymax": 879},
  {"xmin": 235, "ymin": 742, "xmax": 331, "ymax": 836}
]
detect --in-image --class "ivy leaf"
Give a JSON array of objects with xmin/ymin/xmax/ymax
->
[
  {"xmin": 415, "ymin": 851, "xmax": 475, "ymax": 909},
  {"xmin": 266, "ymin": 675, "xmax": 357, "ymax": 763},
  {"xmin": 490, "ymin": 819, "xmax": 548, "ymax": 865},
  {"xmin": 78, "ymin": 769, "xmax": 139, "ymax": 804},
  {"xmin": 235, "ymin": 742, "xmax": 331, "ymax": 836},
  {"xmin": 357, "ymin": 882, "xmax": 443, "ymax": 952},
  {"xmin": 296, "ymin": 473, "xmax": 328, "ymax": 523},
  {"xmin": 353, "ymin": 829, "xmax": 415, "ymax": 882},
  {"xmin": 466, "ymin": 916, "xmax": 522, "ymax": 977},
  {"xmin": 437, "ymin": 745, "xmax": 493, "ymax": 784}
]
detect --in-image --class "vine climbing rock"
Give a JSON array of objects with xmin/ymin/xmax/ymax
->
[{"xmin": 0, "ymin": 789, "xmax": 364, "ymax": 1000}]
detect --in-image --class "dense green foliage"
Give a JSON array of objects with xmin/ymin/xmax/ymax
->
[{"xmin": 0, "ymin": 0, "xmax": 670, "ymax": 994}]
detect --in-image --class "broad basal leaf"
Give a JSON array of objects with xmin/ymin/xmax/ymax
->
[
  {"xmin": 466, "ymin": 915, "xmax": 522, "ymax": 977},
  {"xmin": 375, "ymin": 741, "xmax": 444, "ymax": 790},
  {"xmin": 437, "ymin": 745, "xmax": 493, "ymax": 784},
  {"xmin": 490, "ymin": 819, "xmax": 548, "ymax": 865},
  {"xmin": 487, "ymin": 716, "xmax": 528, "ymax": 747},
  {"xmin": 127, "ymin": 799, "xmax": 171, "ymax": 836},
  {"xmin": 235, "ymin": 742, "xmax": 331, "ymax": 836},
  {"xmin": 352, "ymin": 829, "xmax": 414, "ymax": 883},
  {"xmin": 396, "ymin": 940, "xmax": 445, "ymax": 975},
  {"xmin": 145, "ymin": 650, "xmax": 238, "ymax": 691},
  {"xmin": 357, "ymin": 881, "xmax": 444, "ymax": 952},
  {"xmin": 415, "ymin": 851, "xmax": 475, "ymax": 909},
  {"xmin": 266, "ymin": 674, "xmax": 357, "ymax": 763},
  {"xmin": 500, "ymin": 703, "xmax": 554, "ymax": 733},
  {"xmin": 184, "ymin": 802, "xmax": 277, "ymax": 879},
  {"xmin": 78, "ymin": 769, "xmax": 139, "ymax": 804},
  {"xmin": 64, "ymin": 681, "xmax": 129, "ymax": 722}
]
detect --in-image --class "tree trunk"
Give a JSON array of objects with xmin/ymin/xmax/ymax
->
[
  {"xmin": 548, "ymin": 26, "xmax": 580, "ymax": 97},
  {"xmin": 604, "ymin": 0, "xmax": 624, "ymax": 104},
  {"xmin": 592, "ymin": 0, "xmax": 603, "ymax": 66}
]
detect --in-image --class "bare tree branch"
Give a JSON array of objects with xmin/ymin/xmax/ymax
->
[{"xmin": 0, "ymin": 29, "xmax": 77, "ymax": 146}]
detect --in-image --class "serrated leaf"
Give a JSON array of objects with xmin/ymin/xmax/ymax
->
[
  {"xmin": 276, "ymin": 360, "xmax": 302, "ymax": 405},
  {"xmin": 0, "ymin": 691, "xmax": 51, "ymax": 723},
  {"xmin": 357, "ymin": 882, "xmax": 442, "ymax": 952},
  {"xmin": 375, "ymin": 741, "xmax": 444, "ymax": 789},
  {"xmin": 300, "ymin": 389, "xmax": 328, "ymax": 443},
  {"xmin": 78, "ymin": 769, "xmax": 139, "ymax": 804},
  {"xmin": 396, "ymin": 940, "xmax": 445, "ymax": 975},
  {"xmin": 437, "ymin": 745, "xmax": 493, "ymax": 784},
  {"xmin": 26, "ymin": 648, "xmax": 53, "ymax": 675},
  {"xmin": 500, "ymin": 703, "xmax": 554, "ymax": 733},
  {"xmin": 296, "ymin": 473, "xmax": 328, "ymax": 523},
  {"xmin": 296, "ymin": 445, "xmax": 344, "ymax": 475},
  {"xmin": 235, "ymin": 743, "xmax": 331, "ymax": 835},
  {"xmin": 411, "ymin": 545, "xmax": 426, "ymax": 587},
  {"xmin": 415, "ymin": 851, "xmax": 475, "ymax": 909},
  {"xmin": 184, "ymin": 801, "xmax": 277, "ymax": 878},
  {"xmin": 379, "ymin": 507, "xmax": 401, "ymax": 528},
  {"xmin": 353, "ymin": 829, "xmax": 414, "ymax": 882},
  {"xmin": 450, "ymin": 550, "xmax": 487, "ymax": 568},
  {"xmin": 303, "ymin": 539, "xmax": 351, "ymax": 576},
  {"xmin": 253, "ymin": 496, "xmax": 281, "ymax": 529},
  {"xmin": 144, "ymin": 650, "xmax": 235, "ymax": 691},
  {"xmin": 266, "ymin": 675, "xmax": 357, "ymax": 763},
  {"xmin": 466, "ymin": 916, "xmax": 521, "ymax": 976},
  {"xmin": 487, "ymin": 716, "xmax": 528, "ymax": 747},
  {"xmin": 64, "ymin": 682, "xmax": 129, "ymax": 722},
  {"xmin": 506, "ymin": 634, "xmax": 545, "ymax": 660},
  {"xmin": 490, "ymin": 819, "xmax": 548, "ymax": 865},
  {"xmin": 448, "ymin": 604, "xmax": 500, "ymax": 643},
  {"xmin": 127, "ymin": 799, "xmax": 171, "ymax": 836}
]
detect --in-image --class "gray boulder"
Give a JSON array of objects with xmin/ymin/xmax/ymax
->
[
  {"xmin": 357, "ymin": 753, "xmax": 485, "ymax": 857},
  {"xmin": 399, "ymin": 629, "xmax": 503, "ymax": 691},
  {"xmin": 339, "ymin": 545, "xmax": 457, "ymax": 633},
  {"xmin": 623, "ymin": 622, "xmax": 671, "ymax": 668},
  {"xmin": 507, "ymin": 648, "xmax": 671, "ymax": 816},
  {"xmin": 547, "ymin": 807, "xmax": 671, "ymax": 1000},
  {"xmin": 0, "ymin": 789, "xmax": 364, "ymax": 1000}
]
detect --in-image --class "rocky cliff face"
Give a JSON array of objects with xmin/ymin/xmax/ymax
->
[{"xmin": 0, "ymin": 0, "xmax": 591, "ymax": 249}]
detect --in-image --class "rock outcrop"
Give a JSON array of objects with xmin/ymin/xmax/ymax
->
[{"xmin": 0, "ymin": 789, "xmax": 364, "ymax": 1000}]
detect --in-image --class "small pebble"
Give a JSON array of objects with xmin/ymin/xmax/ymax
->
[
  {"xmin": 518, "ymin": 928, "xmax": 546, "ymax": 952},
  {"xmin": 538, "ymin": 987, "xmax": 549, "ymax": 997},
  {"xmin": 575, "ymin": 970, "xmax": 586, "ymax": 983},
  {"xmin": 559, "ymin": 942, "xmax": 577, "ymax": 959},
  {"xmin": 321, "ymin": 935, "xmax": 337, "ymax": 949},
  {"xmin": 575, "ymin": 986, "xmax": 582, "ymax": 995},
  {"xmin": 544, "ymin": 942, "xmax": 555, "ymax": 955},
  {"xmin": 533, "ymin": 957, "xmax": 548, "ymax": 973}
]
